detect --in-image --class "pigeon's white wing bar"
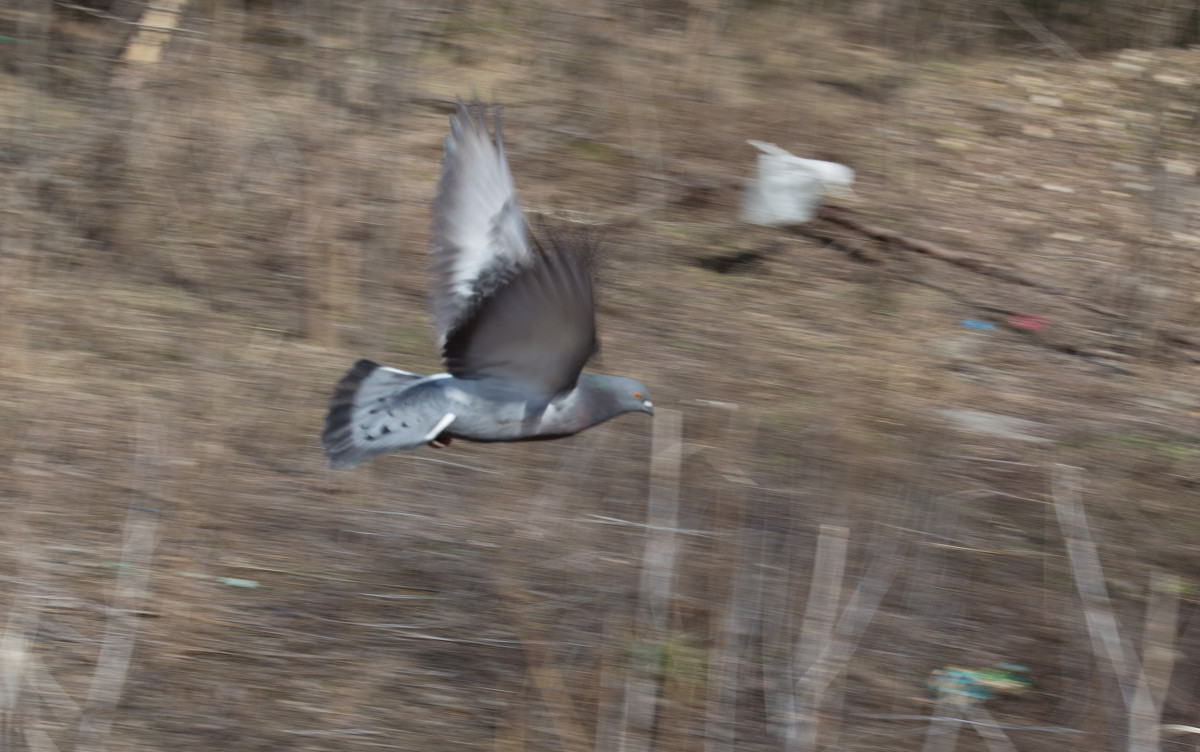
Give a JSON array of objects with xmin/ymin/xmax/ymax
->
[{"xmin": 422, "ymin": 412, "xmax": 456, "ymax": 442}]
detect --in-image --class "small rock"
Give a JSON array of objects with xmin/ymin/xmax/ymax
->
[
  {"xmin": 1022, "ymin": 125, "xmax": 1054, "ymax": 138},
  {"xmin": 936, "ymin": 138, "xmax": 971, "ymax": 150},
  {"xmin": 1011, "ymin": 75, "xmax": 1047, "ymax": 89},
  {"xmin": 1118, "ymin": 109, "xmax": 1155, "ymax": 123},
  {"xmin": 1117, "ymin": 49, "xmax": 1157, "ymax": 63},
  {"xmin": 1030, "ymin": 94, "xmax": 1063, "ymax": 107},
  {"xmin": 1040, "ymin": 184, "xmax": 1075, "ymax": 193},
  {"xmin": 1162, "ymin": 159, "xmax": 1197, "ymax": 176},
  {"xmin": 1050, "ymin": 232, "xmax": 1085, "ymax": 242},
  {"xmin": 936, "ymin": 409, "xmax": 1053, "ymax": 443},
  {"xmin": 982, "ymin": 100, "xmax": 1018, "ymax": 114},
  {"xmin": 980, "ymin": 173, "xmax": 1016, "ymax": 186},
  {"xmin": 935, "ymin": 336, "xmax": 981, "ymax": 361},
  {"xmin": 1153, "ymin": 73, "xmax": 1189, "ymax": 86},
  {"xmin": 1112, "ymin": 61, "xmax": 1145, "ymax": 72},
  {"xmin": 1110, "ymin": 161, "xmax": 1142, "ymax": 173}
]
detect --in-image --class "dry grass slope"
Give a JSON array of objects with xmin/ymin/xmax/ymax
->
[{"xmin": 2, "ymin": 2, "xmax": 1200, "ymax": 751}]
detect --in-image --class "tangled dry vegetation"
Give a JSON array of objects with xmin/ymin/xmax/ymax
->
[{"xmin": 2, "ymin": 2, "xmax": 1200, "ymax": 751}]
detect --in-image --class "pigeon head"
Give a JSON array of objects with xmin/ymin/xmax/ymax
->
[{"xmin": 577, "ymin": 374, "xmax": 654, "ymax": 420}]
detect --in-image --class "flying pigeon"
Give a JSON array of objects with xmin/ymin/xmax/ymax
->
[{"xmin": 322, "ymin": 101, "xmax": 653, "ymax": 468}]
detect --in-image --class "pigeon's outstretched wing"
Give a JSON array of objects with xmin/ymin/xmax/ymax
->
[
  {"xmin": 322, "ymin": 361, "xmax": 456, "ymax": 468},
  {"xmin": 443, "ymin": 245, "xmax": 597, "ymax": 400},
  {"xmin": 430, "ymin": 101, "xmax": 532, "ymax": 347}
]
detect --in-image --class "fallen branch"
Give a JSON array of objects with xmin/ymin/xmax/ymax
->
[
  {"xmin": 816, "ymin": 206, "xmax": 1122, "ymax": 319},
  {"xmin": 807, "ymin": 206, "xmax": 1199, "ymax": 364}
]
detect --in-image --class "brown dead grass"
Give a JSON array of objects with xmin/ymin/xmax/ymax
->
[{"xmin": 2, "ymin": 3, "xmax": 1200, "ymax": 751}]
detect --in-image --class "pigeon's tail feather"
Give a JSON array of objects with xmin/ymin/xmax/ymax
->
[{"xmin": 322, "ymin": 360, "xmax": 440, "ymax": 468}]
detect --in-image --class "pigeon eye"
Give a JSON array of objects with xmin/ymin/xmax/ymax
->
[{"xmin": 634, "ymin": 392, "xmax": 644, "ymax": 400}]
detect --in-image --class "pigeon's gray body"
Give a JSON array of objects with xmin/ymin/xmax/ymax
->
[{"xmin": 322, "ymin": 101, "xmax": 652, "ymax": 468}]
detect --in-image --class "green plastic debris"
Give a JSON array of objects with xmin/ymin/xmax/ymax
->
[
  {"xmin": 215, "ymin": 577, "xmax": 260, "ymax": 588},
  {"xmin": 928, "ymin": 663, "xmax": 1031, "ymax": 703}
]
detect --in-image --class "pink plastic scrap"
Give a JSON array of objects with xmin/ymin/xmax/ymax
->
[{"xmin": 1008, "ymin": 314, "xmax": 1050, "ymax": 331}]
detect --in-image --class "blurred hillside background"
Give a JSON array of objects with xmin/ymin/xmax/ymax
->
[{"xmin": 2, "ymin": 0, "xmax": 1200, "ymax": 750}]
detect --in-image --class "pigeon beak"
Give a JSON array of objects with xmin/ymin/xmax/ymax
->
[{"xmin": 641, "ymin": 400, "xmax": 654, "ymax": 416}]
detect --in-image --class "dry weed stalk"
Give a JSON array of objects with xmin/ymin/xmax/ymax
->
[
  {"xmin": 0, "ymin": 219, "xmax": 31, "ymax": 377},
  {"xmin": 1, "ymin": 602, "xmax": 41, "ymax": 750},
  {"xmin": 921, "ymin": 698, "xmax": 1019, "ymax": 752},
  {"xmin": 617, "ymin": 408, "xmax": 682, "ymax": 752},
  {"xmin": 1051, "ymin": 464, "xmax": 1182, "ymax": 752},
  {"xmin": 73, "ymin": 507, "xmax": 158, "ymax": 752},
  {"xmin": 302, "ymin": 161, "xmax": 362, "ymax": 349},
  {"xmin": 1052, "ymin": 464, "xmax": 1138, "ymax": 702},
  {"xmin": 1128, "ymin": 572, "xmax": 1180, "ymax": 752},
  {"xmin": 73, "ymin": 406, "xmax": 165, "ymax": 752},
  {"xmin": 1, "ymin": 404, "xmax": 165, "ymax": 752},
  {"xmin": 489, "ymin": 431, "xmax": 633, "ymax": 752},
  {"xmin": 492, "ymin": 571, "xmax": 591, "ymax": 752},
  {"xmin": 702, "ymin": 404, "xmax": 751, "ymax": 752},
  {"xmin": 784, "ymin": 523, "xmax": 849, "ymax": 752},
  {"xmin": 777, "ymin": 518, "xmax": 904, "ymax": 751},
  {"xmin": 921, "ymin": 691, "xmax": 965, "ymax": 752}
]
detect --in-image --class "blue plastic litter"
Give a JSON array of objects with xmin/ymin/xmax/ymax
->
[{"xmin": 961, "ymin": 319, "xmax": 995, "ymax": 331}]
